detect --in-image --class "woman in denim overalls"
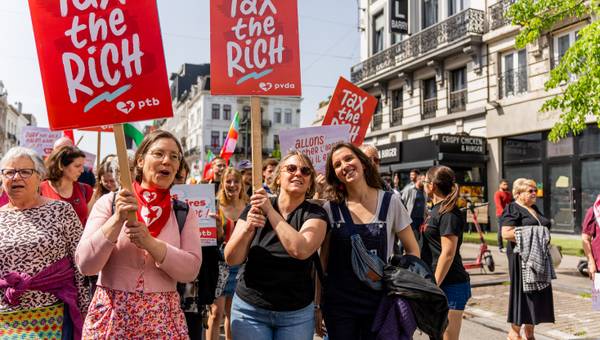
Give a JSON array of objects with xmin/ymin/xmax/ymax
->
[{"xmin": 318, "ymin": 143, "xmax": 420, "ymax": 340}]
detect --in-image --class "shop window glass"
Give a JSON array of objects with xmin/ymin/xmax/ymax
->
[
  {"xmin": 453, "ymin": 166, "xmax": 483, "ymax": 184},
  {"xmin": 504, "ymin": 164, "xmax": 544, "ymax": 212},
  {"xmin": 579, "ymin": 125, "xmax": 600, "ymax": 155},
  {"xmin": 546, "ymin": 137, "xmax": 573, "ymax": 158},
  {"xmin": 503, "ymin": 133, "xmax": 543, "ymax": 162},
  {"xmin": 581, "ymin": 159, "xmax": 600, "ymax": 223}
]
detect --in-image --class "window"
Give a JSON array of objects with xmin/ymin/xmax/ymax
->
[
  {"xmin": 448, "ymin": 0, "xmax": 464, "ymax": 16},
  {"xmin": 449, "ymin": 67, "xmax": 467, "ymax": 112},
  {"xmin": 211, "ymin": 131, "xmax": 220, "ymax": 150},
  {"xmin": 273, "ymin": 134, "xmax": 280, "ymax": 149},
  {"xmin": 391, "ymin": 89, "xmax": 403, "ymax": 126},
  {"xmin": 372, "ymin": 12, "xmax": 385, "ymax": 54},
  {"xmin": 554, "ymin": 29, "xmax": 579, "ymax": 63},
  {"xmin": 211, "ymin": 104, "xmax": 220, "ymax": 120},
  {"xmin": 284, "ymin": 109, "xmax": 292, "ymax": 124},
  {"xmin": 242, "ymin": 105, "xmax": 251, "ymax": 120},
  {"xmin": 274, "ymin": 108, "xmax": 282, "ymax": 124},
  {"xmin": 422, "ymin": 0, "xmax": 438, "ymax": 29},
  {"xmin": 223, "ymin": 104, "xmax": 231, "ymax": 120},
  {"xmin": 391, "ymin": 33, "xmax": 402, "ymax": 45},
  {"xmin": 372, "ymin": 97, "xmax": 383, "ymax": 131},
  {"xmin": 422, "ymin": 78, "xmax": 437, "ymax": 118},
  {"xmin": 501, "ymin": 50, "xmax": 527, "ymax": 98}
]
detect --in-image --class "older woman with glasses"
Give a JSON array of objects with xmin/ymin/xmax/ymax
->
[
  {"xmin": 0, "ymin": 147, "xmax": 89, "ymax": 339},
  {"xmin": 224, "ymin": 151, "xmax": 328, "ymax": 340},
  {"xmin": 76, "ymin": 130, "xmax": 202, "ymax": 339},
  {"xmin": 502, "ymin": 178, "xmax": 554, "ymax": 340}
]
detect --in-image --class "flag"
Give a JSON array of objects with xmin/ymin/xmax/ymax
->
[
  {"xmin": 202, "ymin": 149, "xmax": 216, "ymax": 181},
  {"xmin": 219, "ymin": 112, "xmax": 240, "ymax": 163},
  {"xmin": 63, "ymin": 130, "xmax": 75, "ymax": 143},
  {"xmin": 124, "ymin": 123, "xmax": 144, "ymax": 147}
]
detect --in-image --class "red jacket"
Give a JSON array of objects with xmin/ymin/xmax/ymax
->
[{"xmin": 494, "ymin": 190, "xmax": 512, "ymax": 217}]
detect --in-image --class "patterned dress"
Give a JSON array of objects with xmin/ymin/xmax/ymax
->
[
  {"xmin": 83, "ymin": 276, "xmax": 189, "ymax": 339},
  {"xmin": 0, "ymin": 200, "xmax": 89, "ymax": 338}
]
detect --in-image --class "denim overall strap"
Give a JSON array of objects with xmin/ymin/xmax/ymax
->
[
  {"xmin": 378, "ymin": 191, "xmax": 393, "ymax": 222},
  {"xmin": 338, "ymin": 202, "xmax": 358, "ymax": 236}
]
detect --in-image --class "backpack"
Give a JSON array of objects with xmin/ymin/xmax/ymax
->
[{"xmin": 110, "ymin": 192, "xmax": 189, "ymax": 233}]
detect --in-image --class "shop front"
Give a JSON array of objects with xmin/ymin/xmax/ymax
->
[
  {"xmin": 377, "ymin": 134, "xmax": 488, "ymax": 204},
  {"xmin": 502, "ymin": 125, "xmax": 600, "ymax": 234}
]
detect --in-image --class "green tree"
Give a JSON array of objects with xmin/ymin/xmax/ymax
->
[{"xmin": 507, "ymin": 0, "xmax": 599, "ymax": 141}]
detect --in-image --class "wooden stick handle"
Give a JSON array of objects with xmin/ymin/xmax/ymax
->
[
  {"xmin": 96, "ymin": 131, "xmax": 101, "ymax": 171},
  {"xmin": 113, "ymin": 124, "xmax": 137, "ymax": 224},
  {"xmin": 251, "ymin": 96, "xmax": 263, "ymax": 191}
]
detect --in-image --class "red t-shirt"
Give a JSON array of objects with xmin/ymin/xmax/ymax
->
[
  {"xmin": 582, "ymin": 207, "xmax": 600, "ymax": 271},
  {"xmin": 494, "ymin": 190, "xmax": 513, "ymax": 217},
  {"xmin": 40, "ymin": 181, "xmax": 93, "ymax": 226}
]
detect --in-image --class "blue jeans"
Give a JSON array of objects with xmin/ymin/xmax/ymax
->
[
  {"xmin": 230, "ymin": 294, "xmax": 314, "ymax": 340},
  {"xmin": 441, "ymin": 281, "xmax": 472, "ymax": 310}
]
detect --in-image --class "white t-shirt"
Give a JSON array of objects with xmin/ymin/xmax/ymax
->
[{"xmin": 323, "ymin": 190, "xmax": 412, "ymax": 259}]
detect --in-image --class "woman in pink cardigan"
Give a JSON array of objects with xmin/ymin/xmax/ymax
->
[{"xmin": 76, "ymin": 130, "xmax": 202, "ymax": 339}]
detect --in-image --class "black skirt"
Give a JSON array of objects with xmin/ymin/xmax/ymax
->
[{"xmin": 506, "ymin": 243, "xmax": 555, "ymax": 325}]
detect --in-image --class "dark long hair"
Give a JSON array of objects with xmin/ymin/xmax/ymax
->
[
  {"xmin": 325, "ymin": 142, "xmax": 382, "ymax": 203},
  {"xmin": 426, "ymin": 165, "xmax": 459, "ymax": 215}
]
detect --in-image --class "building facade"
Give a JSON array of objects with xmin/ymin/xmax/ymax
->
[
  {"xmin": 353, "ymin": 0, "xmax": 592, "ymax": 233},
  {"xmin": 161, "ymin": 63, "xmax": 302, "ymax": 171}
]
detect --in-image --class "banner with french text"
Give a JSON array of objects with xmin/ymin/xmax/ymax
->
[
  {"xmin": 171, "ymin": 184, "xmax": 218, "ymax": 247},
  {"xmin": 19, "ymin": 127, "xmax": 63, "ymax": 158},
  {"xmin": 210, "ymin": 0, "xmax": 301, "ymax": 96},
  {"xmin": 322, "ymin": 77, "xmax": 378, "ymax": 146},
  {"xmin": 279, "ymin": 125, "xmax": 351, "ymax": 175},
  {"xmin": 28, "ymin": 0, "xmax": 173, "ymax": 130}
]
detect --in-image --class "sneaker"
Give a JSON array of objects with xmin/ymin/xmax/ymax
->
[{"xmin": 499, "ymin": 248, "xmax": 506, "ymax": 253}]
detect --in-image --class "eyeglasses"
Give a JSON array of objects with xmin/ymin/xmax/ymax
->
[
  {"xmin": 284, "ymin": 164, "xmax": 312, "ymax": 177},
  {"xmin": 1, "ymin": 168, "xmax": 37, "ymax": 179},
  {"xmin": 148, "ymin": 149, "xmax": 182, "ymax": 163}
]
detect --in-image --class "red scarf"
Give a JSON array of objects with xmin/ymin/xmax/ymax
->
[{"xmin": 133, "ymin": 182, "xmax": 172, "ymax": 237}]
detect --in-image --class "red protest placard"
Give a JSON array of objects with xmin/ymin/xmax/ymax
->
[
  {"xmin": 210, "ymin": 0, "xmax": 301, "ymax": 96},
  {"xmin": 322, "ymin": 77, "xmax": 378, "ymax": 146},
  {"xmin": 28, "ymin": 0, "xmax": 173, "ymax": 130}
]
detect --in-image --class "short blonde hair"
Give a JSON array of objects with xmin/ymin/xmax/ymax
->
[{"xmin": 512, "ymin": 178, "xmax": 537, "ymax": 197}]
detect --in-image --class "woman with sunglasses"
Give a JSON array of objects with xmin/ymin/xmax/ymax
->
[
  {"xmin": 501, "ymin": 178, "xmax": 554, "ymax": 340},
  {"xmin": 224, "ymin": 151, "xmax": 328, "ymax": 340},
  {"xmin": 421, "ymin": 166, "xmax": 471, "ymax": 340},
  {"xmin": 320, "ymin": 142, "xmax": 419, "ymax": 340},
  {"xmin": 0, "ymin": 147, "xmax": 89, "ymax": 339}
]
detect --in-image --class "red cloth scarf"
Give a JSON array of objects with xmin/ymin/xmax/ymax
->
[{"xmin": 133, "ymin": 182, "xmax": 172, "ymax": 237}]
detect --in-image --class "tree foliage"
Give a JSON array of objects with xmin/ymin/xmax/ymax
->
[{"xmin": 507, "ymin": 0, "xmax": 600, "ymax": 141}]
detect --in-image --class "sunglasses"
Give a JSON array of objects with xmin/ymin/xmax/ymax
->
[
  {"xmin": 527, "ymin": 189, "xmax": 537, "ymax": 194},
  {"xmin": 284, "ymin": 164, "xmax": 312, "ymax": 177}
]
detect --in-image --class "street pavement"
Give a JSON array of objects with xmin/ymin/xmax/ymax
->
[{"xmin": 461, "ymin": 238, "xmax": 598, "ymax": 339}]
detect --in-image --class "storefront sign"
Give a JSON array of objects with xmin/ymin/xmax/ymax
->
[
  {"xmin": 322, "ymin": 77, "xmax": 378, "ymax": 146},
  {"xmin": 210, "ymin": 0, "xmax": 301, "ymax": 96},
  {"xmin": 439, "ymin": 134, "xmax": 486, "ymax": 154},
  {"xmin": 171, "ymin": 184, "xmax": 217, "ymax": 247},
  {"xmin": 279, "ymin": 125, "xmax": 350, "ymax": 174},
  {"xmin": 377, "ymin": 142, "xmax": 401, "ymax": 164},
  {"xmin": 389, "ymin": 0, "xmax": 408, "ymax": 34},
  {"xmin": 19, "ymin": 127, "xmax": 63, "ymax": 157},
  {"xmin": 28, "ymin": 0, "xmax": 173, "ymax": 130}
]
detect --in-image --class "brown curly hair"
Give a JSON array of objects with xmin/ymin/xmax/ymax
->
[{"xmin": 45, "ymin": 146, "xmax": 86, "ymax": 182}]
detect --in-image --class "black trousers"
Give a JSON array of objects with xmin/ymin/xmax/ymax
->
[
  {"xmin": 497, "ymin": 216, "xmax": 504, "ymax": 249},
  {"xmin": 324, "ymin": 312, "xmax": 377, "ymax": 340}
]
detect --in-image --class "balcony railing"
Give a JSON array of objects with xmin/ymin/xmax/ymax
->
[
  {"xmin": 351, "ymin": 9, "xmax": 485, "ymax": 84},
  {"xmin": 499, "ymin": 67, "xmax": 528, "ymax": 98},
  {"xmin": 488, "ymin": 0, "xmax": 515, "ymax": 31},
  {"xmin": 422, "ymin": 98, "xmax": 438, "ymax": 119},
  {"xmin": 390, "ymin": 107, "xmax": 403, "ymax": 127},
  {"xmin": 372, "ymin": 114, "xmax": 383, "ymax": 131},
  {"xmin": 449, "ymin": 88, "xmax": 467, "ymax": 113}
]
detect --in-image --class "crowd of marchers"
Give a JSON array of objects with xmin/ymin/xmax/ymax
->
[{"xmin": 1, "ymin": 129, "xmax": 582, "ymax": 340}]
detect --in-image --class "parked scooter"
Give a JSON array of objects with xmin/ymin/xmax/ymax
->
[{"xmin": 462, "ymin": 201, "xmax": 495, "ymax": 273}]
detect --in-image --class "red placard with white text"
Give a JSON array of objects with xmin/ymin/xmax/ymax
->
[
  {"xmin": 210, "ymin": 0, "xmax": 301, "ymax": 96},
  {"xmin": 27, "ymin": 0, "xmax": 173, "ymax": 130},
  {"xmin": 322, "ymin": 77, "xmax": 378, "ymax": 146}
]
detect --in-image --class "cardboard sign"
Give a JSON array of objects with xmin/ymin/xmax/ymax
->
[
  {"xmin": 279, "ymin": 125, "xmax": 350, "ymax": 174},
  {"xmin": 20, "ymin": 127, "xmax": 63, "ymax": 157},
  {"xmin": 28, "ymin": 0, "xmax": 173, "ymax": 130},
  {"xmin": 171, "ymin": 184, "xmax": 217, "ymax": 247},
  {"xmin": 322, "ymin": 77, "xmax": 378, "ymax": 146},
  {"xmin": 210, "ymin": 0, "xmax": 301, "ymax": 96}
]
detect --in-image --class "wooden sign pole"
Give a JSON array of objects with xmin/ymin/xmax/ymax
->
[
  {"xmin": 251, "ymin": 96, "xmax": 263, "ymax": 191},
  {"xmin": 96, "ymin": 131, "xmax": 102, "ymax": 170},
  {"xmin": 113, "ymin": 124, "xmax": 137, "ymax": 224}
]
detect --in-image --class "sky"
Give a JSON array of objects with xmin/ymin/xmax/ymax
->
[{"xmin": 0, "ymin": 0, "xmax": 359, "ymax": 159}]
